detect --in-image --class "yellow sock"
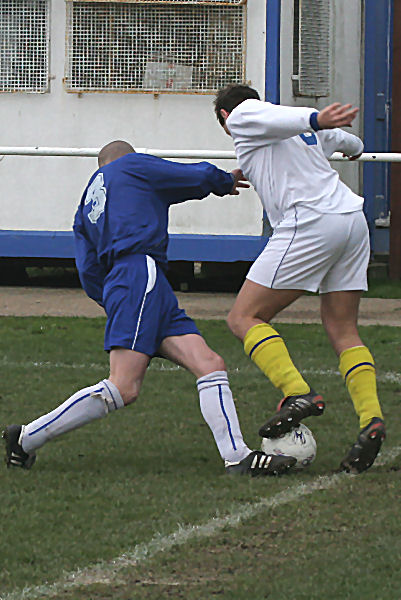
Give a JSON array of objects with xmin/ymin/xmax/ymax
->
[
  {"xmin": 244, "ymin": 323, "xmax": 310, "ymax": 397},
  {"xmin": 339, "ymin": 346, "xmax": 383, "ymax": 429}
]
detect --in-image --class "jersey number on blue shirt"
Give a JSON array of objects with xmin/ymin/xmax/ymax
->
[{"xmin": 85, "ymin": 173, "xmax": 107, "ymax": 224}]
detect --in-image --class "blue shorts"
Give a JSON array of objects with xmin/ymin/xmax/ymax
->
[{"xmin": 103, "ymin": 254, "xmax": 200, "ymax": 355}]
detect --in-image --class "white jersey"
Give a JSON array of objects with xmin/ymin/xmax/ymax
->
[{"xmin": 226, "ymin": 99, "xmax": 364, "ymax": 229}]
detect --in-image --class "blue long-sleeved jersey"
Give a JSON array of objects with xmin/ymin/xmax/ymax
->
[{"xmin": 73, "ymin": 152, "xmax": 234, "ymax": 305}]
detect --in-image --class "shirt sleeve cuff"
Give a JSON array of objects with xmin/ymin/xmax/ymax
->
[{"xmin": 309, "ymin": 112, "xmax": 321, "ymax": 131}]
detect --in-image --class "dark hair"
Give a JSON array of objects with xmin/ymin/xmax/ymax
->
[{"xmin": 214, "ymin": 84, "xmax": 260, "ymax": 125}]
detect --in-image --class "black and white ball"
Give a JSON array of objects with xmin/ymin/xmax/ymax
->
[{"xmin": 261, "ymin": 424, "xmax": 317, "ymax": 470}]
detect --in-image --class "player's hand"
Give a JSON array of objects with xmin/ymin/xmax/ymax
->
[
  {"xmin": 317, "ymin": 103, "xmax": 359, "ymax": 129},
  {"xmin": 230, "ymin": 169, "xmax": 250, "ymax": 195},
  {"xmin": 342, "ymin": 152, "xmax": 362, "ymax": 161}
]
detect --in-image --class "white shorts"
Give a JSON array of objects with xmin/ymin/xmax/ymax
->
[{"xmin": 247, "ymin": 206, "xmax": 370, "ymax": 293}]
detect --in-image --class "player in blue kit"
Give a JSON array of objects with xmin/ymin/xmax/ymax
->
[{"xmin": 3, "ymin": 140, "xmax": 296, "ymax": 477}]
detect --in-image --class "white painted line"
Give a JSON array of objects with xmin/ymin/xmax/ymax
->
[
  {"xmin": 1, "ymin": 358, "xmax": 400, "ymax": 384},
  {"xmin": 3, "ymin": 445, "xmax": 400, "ymax": 600},
  {"xmin": 0, "ymin": 357, "xmax": 181, "ymax": 372},
  {"xmin": 303, "ymin": 367, "xmax": 401, "ymax": 385}
]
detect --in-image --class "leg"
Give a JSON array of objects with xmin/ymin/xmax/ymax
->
[
  {"xmin": 4, "ymin": 348, "xmax": 149, "ymax": 468},
  {"xmin": 229, "ymin": 282, "xmax": 309, "ymax": 397},
  {"xmin": 320, "ymin": 290, "xmax": 363, "ymax": 355},
  {"xmin": 229, "ymin": 279, "xmax": 318, "ymax": 401},
  {"xmin": 159, "ymin": 333, "xmax": 250, "ymax": 464},
  {"xmin": 321, "ymin": 291, "xmax": 383, "ymax": 427},
  {"xmin": 227, "ymin": 278, "xmax": 304, "ymax": 340},
  {"xmin": 228, "ymin": 280, "xmax": 324, "ymax": 437},
  {"xmin": 109, "ymin": 348, "xmax": 150, "ymax": 405},
  {"xmin": 159, "ymin": 333, "xmax": 225, "ymax": 379},
  {"xmin": 238, "ymin": 210, "xmax": 371, "ymax": 435},
  {"xmin": 155, "ymin": 264, "xmax": 294, "ymax": 475},
  {"xmin": 320, "ymin": 291, "xmax": 385, "ymax": 473},
  {"xmin": 158, "ymin": 334, "xmax": 295, "ymax": 476}
]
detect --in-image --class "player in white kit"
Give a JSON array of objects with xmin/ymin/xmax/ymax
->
[{"xmin": 214, "ymin": 84, "xmax": 385, "ymax": 474}]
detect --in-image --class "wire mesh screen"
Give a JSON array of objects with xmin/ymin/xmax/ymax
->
[
  {"xmin": 293, "ymin": 0, "xmax": 330, "ymax": 97},
  {"xmin": 68, "ymin": 1, "xmax": 245, "ymax": 4},
  {"xmin": 65, "ymin": 1, "xmax": 245, "ymax": 92},
  {"xmin": 0, "ymin": 0, "xmax": 49, "ymax": 93}
]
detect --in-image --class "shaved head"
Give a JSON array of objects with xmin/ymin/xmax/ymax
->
[{"xmin": 98, "ymin": 140, "xmax": 135, "ymax": 167}]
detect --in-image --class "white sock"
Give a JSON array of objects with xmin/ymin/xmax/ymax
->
[
  {"xmin": 197, "ymin": 370, "xmax": 251, "ymax": 464},
  {"xmin": 21, "ymin": 379, "xmax": 124, "ymax": 454}
]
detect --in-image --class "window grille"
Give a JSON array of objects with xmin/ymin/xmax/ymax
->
[
  {"xmin": 65, "ymin": 1, "xmax": 246, "ymax": 93},
  {"xmin": 70, "ymin": 1, "xmax": 245, "ymax": 4},
  {"xmin": 0, "ymin": 0, "xmax": 49, "ymax": 93},
  {"xmin": 292, "ymin": 0, "xmax": 330, "ymax": 97}
]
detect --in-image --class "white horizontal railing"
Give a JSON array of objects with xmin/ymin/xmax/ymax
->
[{"xmin": 0, "ymin": 147, "xmax": 401, "ymax": 162}]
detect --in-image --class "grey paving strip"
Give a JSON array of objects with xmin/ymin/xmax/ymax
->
[{"xmin": 1, "ymin": 287, "xmax": 401, "ymax": 325}]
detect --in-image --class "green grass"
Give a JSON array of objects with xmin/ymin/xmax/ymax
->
[
  {"xmin": 301, "ymin": 279, "xmax": 401, "ymax": 299},
  {"xmin": 0, "ymin": 317, "xmax": 400, "ymax": 599},
  {"xmin": 364, "ymin": 278, "xmax": 401, "ymax": 298}
]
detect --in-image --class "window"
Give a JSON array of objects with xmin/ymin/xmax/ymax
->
[
  {"xmin": 292, "ymin": 0, "xmax": 330, "ymax": 97},
  {"xmin": 0, "ymin": 0, "xmax": 50, "ymax": 93},
  {"xmin": 65, "ymin": 0, "xmax": 246, "ymax": 93}
]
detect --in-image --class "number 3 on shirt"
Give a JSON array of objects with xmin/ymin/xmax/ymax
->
[{"xmin": 299, "ymin": 132, "xmax": 317, "ymax": 146}]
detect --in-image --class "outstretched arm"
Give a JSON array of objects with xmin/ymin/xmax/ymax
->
[
  {"xmin": 224, "ymin": 99, "xmax": 360, "ymax": 148},
  {"xmin": 152, "ymin": 159, "xmax": 249, "ymax": 204},
  {"xmin": 226, "ymin": 100, "xmax": 319, "ymax": 146},
  {"xmin": 316, "ymin": 103, "xmax": 359, "ymax": 129},
  {"xmin": 317, "ymin": 128, "xmax": 364, "ymax": 160},
  {"xmin": 312, "ymin": 103, "xmax": 363, "ymax": 159}
]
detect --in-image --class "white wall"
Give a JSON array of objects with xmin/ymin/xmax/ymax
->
[
  {"xmin": 0, "ymin": 0, "xmax": 364, "ymax": 237},
  {"xmin": 280, "ymin": 0, "xmax": 364, "ymax": 194},
  {"xmin": 0, "ymin": 0, "xmax": 266, "ymax": 235}
]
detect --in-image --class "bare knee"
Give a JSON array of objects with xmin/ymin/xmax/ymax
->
[
  {"xmin": 121, "ymin": 391, "xmax": 139, "ymax": 406},
  {"xmin": 226, "ymin": 308, "xmax": 244, "ymax": 340},
  {"xmin": 210, "ymin": 352, "xmax": 226, "ymax": 372},
  {"xmin": 197, "ymin": 350, "xmax": 226, "ymax": 377},
  {"xmin": 205, "ymin": 351, "xmax": 226, "ymax": 374},
  {"xmin": 109, "ymin": 379, "xmax": 141, "ymax": 406}
]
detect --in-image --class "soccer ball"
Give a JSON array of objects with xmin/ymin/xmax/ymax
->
[{"xmin": 261, "ymin": 424, "xmax": 317, "ymax": 470}]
